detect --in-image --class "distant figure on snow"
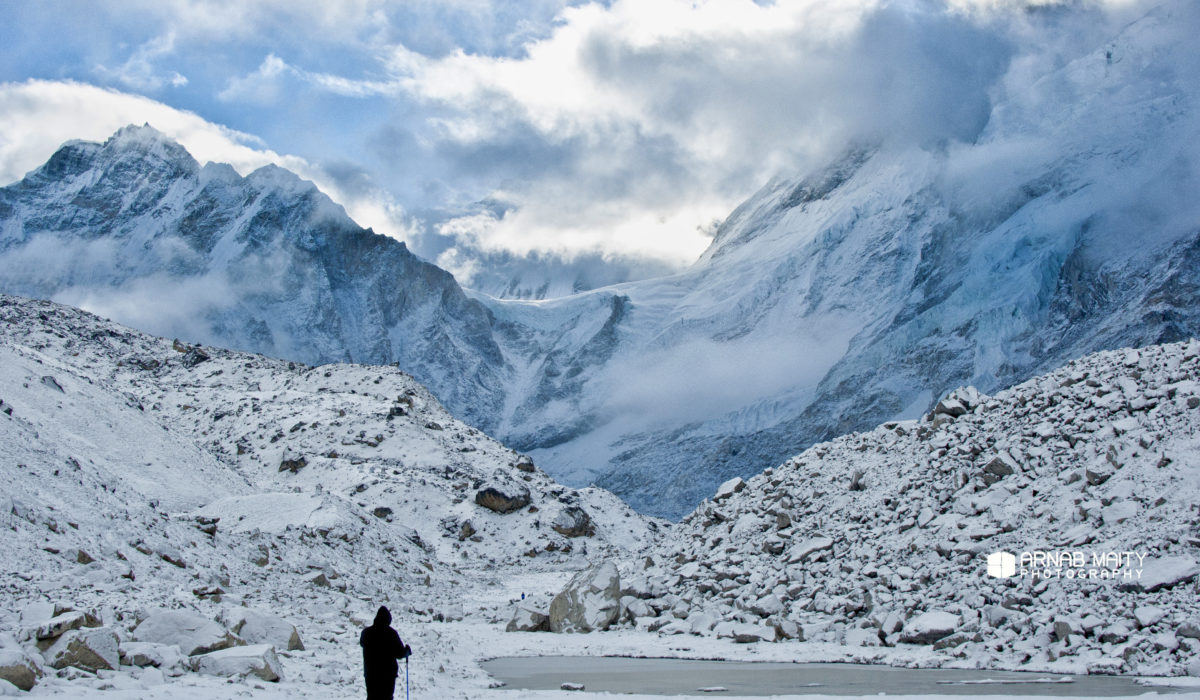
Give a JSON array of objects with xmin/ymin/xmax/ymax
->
[{"xmin": 360, "ymin": 606, "xmax": 412, "ymax": 700}]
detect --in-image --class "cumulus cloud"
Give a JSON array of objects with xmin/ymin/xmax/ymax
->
[{"xmin": 356, "ymin": 0, "xmax": 1131, "ymax": 266}]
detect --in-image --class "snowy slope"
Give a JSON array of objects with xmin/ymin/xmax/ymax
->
[
  {"xmin": 0, "ymin": 293, "xmax": 660, "ymax": 695},
  {"xmin": 618, "ymin": 339, "xmax": 1200, "ymax": 676}
]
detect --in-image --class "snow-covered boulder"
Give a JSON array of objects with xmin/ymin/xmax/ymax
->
[
  {"xmin": 749, "ymin": 594, "xmax": 784, "ymax": 617},
  {"xmin": 845, "ymin": 627, "xmax": 882, "ymax": 647},
  {"xmin": 33, "ymin": 611, "xmax": 92, "ymax": 646},
  {"xmin": 1120, "ymin": 557, "xmax": 1198, "ymax": 593},
  {"xmin": 787, "ymin": 536, "xmax": 833, "ymax": 564},
  {"xmin": 714, "ymin": 477, "xmax": 746, "ymax": 501},
  {"xmin": 551, "ymin": 506, "xmax": 595, "ymax": 538},
  {"xmin": 728, "ymin": 622, "xmax": 776, "ymax": 643},
  {"xmin": 45, "ymin": 627, "xmax": 119, "ymax": 672},
  {"xmin": 223, "ymin": 608, "xmax": 304, "ymax": 651},
  {"xmin": 899, "ymin": 611, "xmax": 960, "ymax": 644},
  {"xmin": 1134, "ymin": 606, "xmax": 1166, "ymax": 628},
  {"xmin": 191, "ymin": 644, "xmax": 282, "ymax": 682},
  {"xmin": 549, "ymin": 561, "xmax": 621, "ymax": 633},
  {"xmin": 0, "ymin": 649, "xmax": 42, "ymax": 691},
  {"xmin": 133, "ymin": 609, "xmax": 240, "ymax": 656},
  {"xmin": 119, "ymin": 641, "xmax": 184, "ymax": 670},
  {"xmin": 506, "ymin": 605, "xmax": 550, "ymax": 632}
]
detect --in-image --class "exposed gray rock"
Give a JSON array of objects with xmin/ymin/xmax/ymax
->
[{"xmin": 475, "ymin": 482, "xmax": 531, "ymax": 514}]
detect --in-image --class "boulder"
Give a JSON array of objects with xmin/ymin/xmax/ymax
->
[
  {"xmin": 278, "ymin": 451, "xmax": 307, "ymax": 473},
  {"xmin": 787, "ymin": 537, "xmax": 834, "ymax": 564},
  {"xmin": 224, "ymin": 609, "xmax": 304, "ymax": 651},
  {"xmin": 749, "ymin": 594, "xmax": 784, "ymax": 617},
  {"xmin": 506, "ymin": 605, "xmax": 550, "ymax": 633},
  {"xmin": 475, "ymin": 482, "xmax": 531, "ymax": 514},
  {"xmin": 34, "ymin": 611, "xmax": 92, "ymax": 648},
  {"xmin": 714, "ymin": 477, "xmax": 746, "ymax": 501},
  {"xmin": 551, "ymin": 506, "xmax": 595, "ymax": 538},
  {"xmin": 119, "ymin": 642, "xmax": 182, "ymax": 669},
  {"xmin": 933, "ymin": 398, "xmax": 967, "ymax": 417},
  {"xmin": 0, "ymin": 649, "xmax": 42, "ymax": 691},
  {"xmin": 549, "ymin": 561, "xmax": 621, "ymax": 633},
  {"xmin": 45, "ymin": 627, "xmax": 119, "ymax": 672},
  {"xmin": 845, "ymin": 627, "xmax": 882, "ymax": 647},
  {"xmin": 1134, "ymin": 606, "xmax": 1166, "ymax": 629},
  {"xmin": 730, "ymin": 623, "xmax": 776, "ymax": 643},
  {"xmin": 1120, "ymin": 557, "xmax": 1198, "ymax": 593},
  {"xmin": 899, "ymin": 611, "xmax": 960, "ymax": 644},
  {"xmin": 191, "ymin": 644, "xmax": 282, "ymax": 682},
  {"xmin": 133, "ymin": 609, "xmax": 241, "ymax": 656},
  {"xmin": 1178, "ymin": 621, "xmax": 1200, "ymax": 639}
]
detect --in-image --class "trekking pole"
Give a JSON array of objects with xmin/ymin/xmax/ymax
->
[{"xmin": 405, "ymin": 655, "xmax": 410, "ymax": 700}]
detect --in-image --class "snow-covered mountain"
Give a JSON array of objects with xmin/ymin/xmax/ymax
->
[
  {"xmin": 3, "ymin": 2, "xmax": 1200, "ymax": 520},
  {"xmin": 0, "ymin": 293, "xmax": 659, "ymax": 693},
  {"xmin": 0, "ymin": 125, "xmax": 507, "ymax": 431},
  {"xmin": 490, "ymin": 0, "xmax": 1200, "ymax": 516},
  {"xmin": 606, "ymin": 339, "xmax": 1200, "ymax": 676}
]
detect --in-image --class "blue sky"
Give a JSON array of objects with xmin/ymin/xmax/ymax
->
[{"xmin": 0, "ymin": 0, "xmax": 1148, "ymax": 295}]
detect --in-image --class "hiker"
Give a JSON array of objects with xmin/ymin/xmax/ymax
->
[{"xmin": 360, "ymin": 606, "xmax": 412, "ymax": 700}]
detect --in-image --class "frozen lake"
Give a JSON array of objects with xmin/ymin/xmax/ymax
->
[{"xmin": 480, "ymin": 657, "xmax": 1188, "ymax": 696}]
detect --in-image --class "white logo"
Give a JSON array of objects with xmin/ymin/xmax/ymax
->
[{"xmin": 987, "ymin": 551, "xmax": 1017, "ymax": 578}]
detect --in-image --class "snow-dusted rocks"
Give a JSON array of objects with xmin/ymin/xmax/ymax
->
[
  {"xmin": 0, "ymin": 650, "xmax": 41, "ymax": 691},
  {"xmin": 898, "ymin": 612, "xmax": 960, "ymax": 645},
  {"xmin": 132, "ymin": 610, "xmax": 240, "ymax": 657},
  {"xmin": 612, "ymin": 340, "xmax": 1200, "ymax": 675},
  {"xmin": 549, "ymin": 561, "xmax": 622, "ymax": 633},
  {"xmin": 45, "ymin": 627, "xmax": 119, "ymax": 672},
  {"xmin": 191, "ymin": 644, "xmax": 283, "ymax": 682}
]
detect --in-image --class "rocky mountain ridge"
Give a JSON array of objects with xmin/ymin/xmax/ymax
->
[{"xmin": 591, "ymin": 339, "xmax": 1200, "ymax": 676}]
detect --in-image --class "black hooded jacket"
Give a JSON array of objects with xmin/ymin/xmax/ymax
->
[{"xmin": 360, "ymin": 606, "xmax": 411, "ymax": 680}]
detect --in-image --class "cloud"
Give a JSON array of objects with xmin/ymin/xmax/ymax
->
[
  {"xmin": 356, "ymin": 0, "xmax": 1027, "ymax": 265},
  {"xmin": 0, "ymin": 79, "xmax": 416, "ymax": 243},
  {"xmin": 94, "ymin": 32, "xmax": 189, "ymax": 91}
]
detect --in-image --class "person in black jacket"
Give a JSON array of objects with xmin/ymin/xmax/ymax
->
[{"xmin": 360, "ymin": 606, "xmax": 412, "ymax": 700}]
